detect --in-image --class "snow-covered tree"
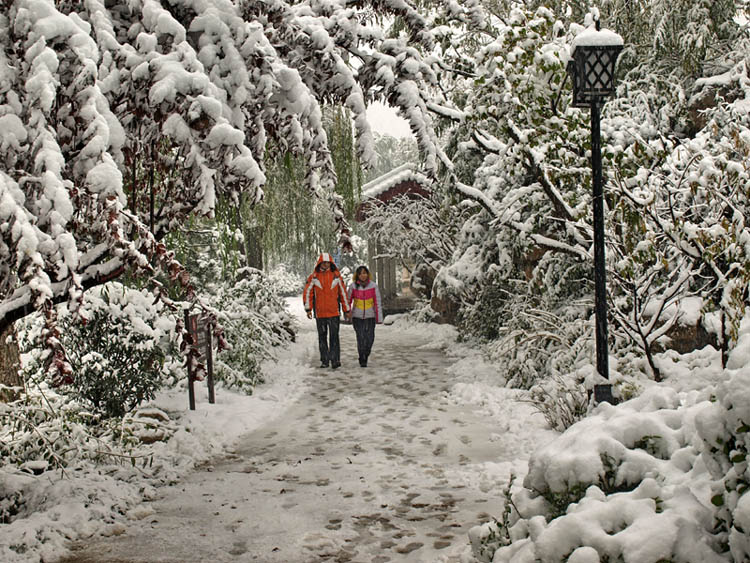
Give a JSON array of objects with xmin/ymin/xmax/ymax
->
[
  {"xmin": 361, "ymin": 188, "xmax": 466, "ymax": 301},
  {"xmin": 422, "ymin": 1, "xmax": 750, "ymax": 380},
  {"xmin": 364, "ymin": 134, "xmax": 419, "ymax": 183},
  {"xmin": 0, "ymin": 0, "xmax": 456, "ymax": 378},
  {"xmin": 610, "ymin": 85, "xmax": 750, "ymax": 370},
  {"xmin": 424, "ymin": 6, "xmax": 599, "ymax": 362},
  {"xmin": 251, "ymin": 106, "xmax": 364, "ymax": 276}
]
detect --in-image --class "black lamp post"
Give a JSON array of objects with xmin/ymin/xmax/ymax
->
[{"xmin": 566, "ymin": 23, "xmax": 623, "ymax": 404}]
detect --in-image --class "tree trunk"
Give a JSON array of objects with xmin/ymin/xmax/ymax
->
[
  {"xmin": 234, "ymin": 202, "xmax": 264, "ymax": 270},
  {"xmin": 245, "ymin": 226, "xmax": 264, "ymax": 270},
  {"xmin": 721, "ymin": 311, "xmax": 729, "ymax": 369},
  {"xmin": 642, "ymin": 338, "xmax": 662, "ymax": 382},
  {"xmin": 0, "ymin": 322, "xmax": 22, "ymax": 402}
]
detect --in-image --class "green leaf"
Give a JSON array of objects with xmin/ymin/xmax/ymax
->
[{"xmin": 711, "ymin": 494, "xmax": 724, "ymax": 506}]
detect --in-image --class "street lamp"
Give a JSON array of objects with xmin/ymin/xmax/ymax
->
[{"xmin": 566, "ymin": 22, "xmax": 623, "ymax": 404}]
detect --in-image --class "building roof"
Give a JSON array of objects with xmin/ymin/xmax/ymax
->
[
  {"xmin": 361, "ymin": 163, "xmax": 432, "ymax": 200},
  {"xmin": 356, "ymin": 164, "xmax": 433, "ymax": 221}
]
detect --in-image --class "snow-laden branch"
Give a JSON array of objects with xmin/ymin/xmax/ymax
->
[
  {"xmin": 1, "ymin": 0, "xmax": 451, "ymax": 346},
  {"xmin": 454, "ymin": 180, "xmax": 502, "ymax": 217},
  {"xmin": 524, "ymin": 231, "xmax": 591, "ymax": 261},
  {"xmin": 426, "ymin": 102, "xmax": 468, "ymax": 122},
  {"xmin": 506, "ymin": 119, "xmax": 578, "ymax": 224}
]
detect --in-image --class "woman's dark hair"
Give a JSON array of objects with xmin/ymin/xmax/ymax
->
[{"xmin": 355, "ymin": 265, "xmax": 369, "ymax": 283}]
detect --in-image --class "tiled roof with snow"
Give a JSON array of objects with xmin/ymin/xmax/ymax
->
[{"xmin": 361, "ymin": 163, "xmax": 431, "ymax": 200}]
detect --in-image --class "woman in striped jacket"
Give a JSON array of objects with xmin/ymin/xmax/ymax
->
[{"xmin": 347, "ymin": 265, "xmax": 383, "ymax": 368}]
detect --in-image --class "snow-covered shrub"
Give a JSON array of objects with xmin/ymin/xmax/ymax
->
[
  {"xmin": 430, "ymin": 211, "xmax": 497, "ymax": 326},
  {"xmin": 266, "ymin": 263, "xmax": 305, "ymax": 296},
  {"xmin": 458, "ymin": 268, "xmax": 512, "ymax": 342},
  {"xmin": 469, "ymin": 385, "xmax": 726, "ymax": 563},
  {"xmin": 0, "ymin": 385, "xmax": 160, "ymax": 473},
  {"xmin": 19, "ymin": 284, "xmax": 180, "ymax": 418},
  {"xmin": 166, "ymin": 225, "xmax": 297, "ymax": 389},
  {"xmin": 480, "ymin": 302, "xmax": 591, "ymax": 393},
  {"xmin": 608, "ymin": 98, "xmax": 750, "ymax": 372},
  {"xmin": 451, "ymin": 246, "xmax": 600, "ymax": 391},
  {"xmin": 61, "ymin": 314, "xmax": 166, "ymax": 418},
  {"xmin": 0, "ymin": 390, "xmax": 176, "ymax": 561},
  {"xmin": 406, "ymin": 299, "xmax": 440, "ymax": 323},
  {"xmin": 210, "ymin": 267, "xmax": 297, "ymax": 392},
  {"xmin": 527, "ymin": 374, "xmax": 590, "ymax": 432},
  {"xmin": 696, "ymin": 365, "xmax": 750, "ymax": 560},
  {"xmin": 469, "ymin": 476, "xmax": 517, "ymax": 563}
]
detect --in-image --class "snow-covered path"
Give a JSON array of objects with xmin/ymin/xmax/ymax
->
[{"xmin": 61, "ymin": 309, "xmax": 543, "ymax": 563}]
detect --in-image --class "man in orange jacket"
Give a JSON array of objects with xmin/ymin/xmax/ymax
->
[{"xmin": 302, "ymin": 253, "xmax": 351, "ymax": 369}]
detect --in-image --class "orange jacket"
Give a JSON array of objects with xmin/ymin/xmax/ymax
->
[{"xmin": 302, "ymin": 253, "xmax": 350, "ymax": 319}]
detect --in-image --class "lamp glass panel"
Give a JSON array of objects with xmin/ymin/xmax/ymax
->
[{"xmin": 575, "ymin": 45, "xmax": 621, "ymax": 98}]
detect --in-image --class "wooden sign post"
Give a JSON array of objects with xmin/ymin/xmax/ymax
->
[{"xmin": 185, "ymin": 312, "xmax": 216, "ymax": 410}]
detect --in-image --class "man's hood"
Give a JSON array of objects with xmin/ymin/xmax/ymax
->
[{"xmin": 315, "ymin": 252, "xmax": 339, "ymax": 271}]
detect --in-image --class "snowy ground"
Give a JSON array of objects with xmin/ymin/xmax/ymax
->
[{"xmin": 2, "ymin": 298, "xmax": 555, "ymax": 563}]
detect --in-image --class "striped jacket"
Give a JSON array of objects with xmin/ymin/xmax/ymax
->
[
  {"xmin": 347, "ymin": 278, "xmax": 383, "ymax": 323},
  {"xmin": 303, "ymin": 253, "xmax": 350, "ymax": 319}
]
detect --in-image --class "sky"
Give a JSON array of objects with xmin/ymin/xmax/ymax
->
[{"xmin": 366, "ymin": 101, "xmax": 414, "ymax": 138}]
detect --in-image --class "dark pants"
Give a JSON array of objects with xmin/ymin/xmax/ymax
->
[
  {"xmin": 352, "ymin": 318, "xmax": 376, "ymax": 365},
  {"xmin": 316, "ymin": 316, "xmax": 340, "ymax": 366}
]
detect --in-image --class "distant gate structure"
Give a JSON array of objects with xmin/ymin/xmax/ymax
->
[{"xmin": 355, "ymin": 163, "xmax": 432, "ymax": 313}]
